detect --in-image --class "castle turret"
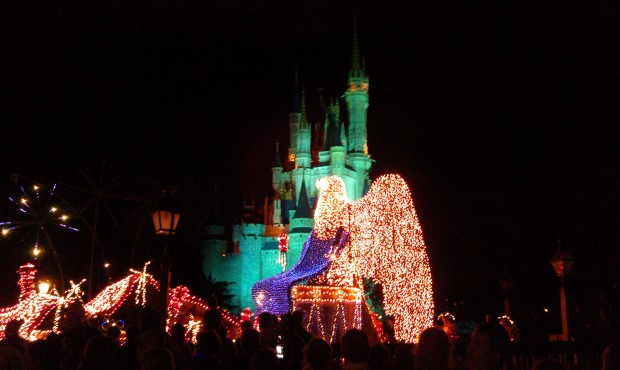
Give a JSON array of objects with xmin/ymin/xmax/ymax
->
[
  {"xmin": 295, "ymin": 87, "xmax": 312, "ymax": 168},
  {"xmin": 345, "ymin": 20, "xmax": 372, "ymax": 200},
  {"xmin": 345, "ymin": 20, "xmax": 370, "ymax": 155},
  {"xmin": 272, "ymin": 141, "xmax": 283, "ymax": 194},
  {"xmin": 200, "ymin": 187, "xmax": 241, "ymax": 309},
  {"xmin": 239, "ymin": 222, "xmax": 265, "ymax": 310},
  {"xmin": 288, "ymin": 66, "xmax": 301, "ymax": 165}
]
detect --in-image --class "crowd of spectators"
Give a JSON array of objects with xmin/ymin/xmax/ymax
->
[{"xmin": 0, "ymin": 304, "xmax": 617, "ymax": 370}]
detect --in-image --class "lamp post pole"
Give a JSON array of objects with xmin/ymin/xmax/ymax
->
[
  {"xmin": 152, "ymin": 190, "xmax": 182, "ymax": 329},
  {"xmin": 550, "ymin": 239, "xmax": 573, "ymax": 342},
  {"xmin": 499, "ymin": 266, "xmax": 513, "ymax": 317}
]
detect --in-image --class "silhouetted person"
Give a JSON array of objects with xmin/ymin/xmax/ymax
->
[
  {"xmin": 392, "ymin": 344, "xmax": 415, "ymax": 370},
  {"xmin": 78, "ymin": 335, "xmax": 119, "ymax": 370},
  {"xmin": 241, "ymin": 321, "xmax": 254, "ymax": 332},
  {"xmin": 193, "ymin": 330, "xmax": 223, "ymax": 369},
  {"xmin": 137, "ymin": 329, "xmax": 170, "ymax": 366},
  {"xmin": 238, "ymin": 328, "xmax": 261, "ymax": 370},
  {"xmin": 531, "ymin": 358, "xmax": 563, "ymax": 370},
  {"xmin": 0, "ymin": 345, "xmax": 25, "ymax": 370},
  {"xmin": 258, "ymin": 312, "xmax": 278, "ymax": 349},
  {"xmin": 26, "ymin": 338, "xmax": 61, "ymax": 370},
  {"xmin": 603, "ymin": 342, "xmax": 620, "ymax": 370},
  {"xmin": 140, "ymin": 307, "xmax": 165, "ymax": 333},
  {"xmin": 342, "ymin": 329, "xmax": 370, "ymax": 370},
  {"xmin": 60, "ymin": 323, "xmax": 100, "ymax": 370},
  {"xmin": 141, "ymin": 347, "xmax": 176, "ymax": 370},
  {"xmin": 414, "ymin": 328, "xmax": 449, "ymax": 370},
  {"xmin": 303, "ymin": 337, "xmax": 332, "ymax": 370},
  {"xmin": 118, "ymin": 325, "xmax": 141, "ymax": 370},
  {"xmin": 368, "ymin": 344, "xmax": 390, "ymax": 370},
  {"xmin": 466, "ymin": 322, "xmax": 510, "ymax": 370},
  {"xmin": 1, "ymin": 319, "xmax": 26, "ymax": 355},
  {"xmin": 279, "ymin": 313, "xmax": 304, "ymax": 370},
  {"xmin": 250, "ymin": 348, "xmax": 278, "ymax": 370},
  {"xmin": 292, "ymin": 310, "xmax": 313, "ymax": 344}
]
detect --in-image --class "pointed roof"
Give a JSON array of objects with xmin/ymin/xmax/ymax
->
[
  {"xmin": 348, "ymin": 16, "xmax": 367, "ymax": 82},
  {"xmin": 292, "ymin": 65, "xmax": 301, "ymax": 113},
  {"xmin": 351, "ymin": 17, "xmax": 362, "ymax": 75},
  {"xmin": 301, "ymin": 85, "xmax": 308, "ymax": 127},
  {"xmin": 293, "ymin": 177, "xmax": 313, "ymax": 219},
  {"xmin": 273, "ymin": 141, "xmax": 283, "ymax": 168},
  {"xmin": 324, "ymin": 101, "xmax": 343, "ymax": 149}
]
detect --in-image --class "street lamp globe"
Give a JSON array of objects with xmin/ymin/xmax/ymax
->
[
  {"xmin": 550, "ymin": 248, "xmax": 574, "ymax": 281},
  {"xmin": 152, "ymin": 190, "xmax": 183, "ymax": 236},
  {"xmin": 38, "ymin": 280, "xmax": 51, "ymax": 294}
]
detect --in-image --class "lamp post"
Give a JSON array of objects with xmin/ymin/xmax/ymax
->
[
  {"xmin": 549, "ymin": 239, "xmax": 574, "ymax": 342},
  {"xmin": 152, "ymin": 190, "xmax": 183, "ymax": 327},
  {"xmin": 499, "ymin": 266, "xmax": 513, "ymax": 317}
]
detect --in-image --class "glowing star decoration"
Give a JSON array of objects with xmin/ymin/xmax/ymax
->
[
  {"xmin": 312, "ymin": 175, "xmax": 435, "ymax": 343},
  {"xmin": 277, "ymin": 233, "xmax": 289, "ymax": 270}
]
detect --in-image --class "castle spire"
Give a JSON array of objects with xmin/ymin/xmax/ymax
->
[
  {"xmin": 292, "ymin": 65, "xmax": 301, "ymax": 113},
  {"xmin": 346, "ymin": 16, "xmax": 370, "ymax": 155},
  {"xmin": 301, "ymin": 85, "xmax": 308, "ymax": 127},
  {"xmin": 351, "ymin": 16, "xmax": 362, "ymax": 77},
  {"xmin": 293, "ymin": 176, "xmax": 313, "ymax": 219},
  {"xmin": 273, "ymin": 140, "xmax": 282, "ymax": 168}
]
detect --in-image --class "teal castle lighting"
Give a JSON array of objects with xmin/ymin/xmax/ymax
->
[{"xmin": 200, "ymin": 25, "xmax": 372, "ymax": 312}]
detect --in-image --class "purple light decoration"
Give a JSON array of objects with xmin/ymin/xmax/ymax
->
[{"xmin": 252, "ymin": 228, "xmax": 349, "ymax": 315}]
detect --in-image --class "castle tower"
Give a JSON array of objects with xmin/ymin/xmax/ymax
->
[
  {"xmin": 345, "ymin": 20, "xmax": 372, "ymax": 200},
  {"xmin": 288, "ymin": 176, "xmax": 314, "ymax": 268},
  {"xmin": 201, "ymin": 23, "xmax": 376, "ymax": 313},
  {"xmin": 200, "ymin": 187, "xmax": 241, "ymax": 309},
  {"xmin": 238, "ymin": 222, "xmax": 265, "ymax": 310},
  {"xmin": 272, "ymin": 141, "xmax": 284, "ymax": 225},
  {"xmin": 288, "ymin": 67, "xmax": 302, "ymax": 165},
  {"xmin": 345, "ymin": 20, "xmax": 369, "ymax": 155},
  {"xmin": 295, "ymin": 87, "xmax": 312, "ymax": 169}
]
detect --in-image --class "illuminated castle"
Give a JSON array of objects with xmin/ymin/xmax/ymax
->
[{"xmin": 201, "ymin": 27, "xmax": 372, "ymax": 311}]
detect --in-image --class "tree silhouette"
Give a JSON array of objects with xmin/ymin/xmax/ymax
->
[{"xmin": 196, "ymin": 273, "xmax": 238, "ymax": 312}]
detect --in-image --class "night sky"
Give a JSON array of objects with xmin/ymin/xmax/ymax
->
[{"xmin": 1, "ymin": 1, "xmax": 618, "ymax": 330}]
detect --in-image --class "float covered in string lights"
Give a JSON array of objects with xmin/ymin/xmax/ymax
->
[
  {"xmin": 291, "ymin": 285, "xmax": 362, "ymax": 343},
  {"xmin": 0, "ymin": 264, "xmax": 84, "ymax": 341},
  {"xmin": 252, "ymin": 229, "xmax": 349, "ymax": 315},
  {"xmin": 0, "ymin": 262, "xmax": 242, "ymax": 341},
  {"xmin": 168, "ymin": 285, "xmax": 241, "ymax": 341},
  {"xmin": 310, "ymin": 174, "xmax": 435, "ymax": 343},
  {"xmin": 83, "ymin": 264, "xmax": 159, "ymax": 318}
]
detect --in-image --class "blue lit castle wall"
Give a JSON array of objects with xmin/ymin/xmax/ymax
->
[
  {"xmin": 200, "ymin": 24, "xmax": 372, "ymax": 312},
  {"xmin": 200, "ymin": 223, "xmax": 242, "ymax": 310}
]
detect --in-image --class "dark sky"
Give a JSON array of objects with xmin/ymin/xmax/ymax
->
[{"xmin": 1, "ymin": 1, "xmax": 618, "ymax": 326}]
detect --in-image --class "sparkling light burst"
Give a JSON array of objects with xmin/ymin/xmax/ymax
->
[
  {"xmin": 312, "ymin": 175, "xmax": 435, "ymax": 343},
  {"xmin": 1, "ymin": 180, "xmax": 78, "ymax": 291}
]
